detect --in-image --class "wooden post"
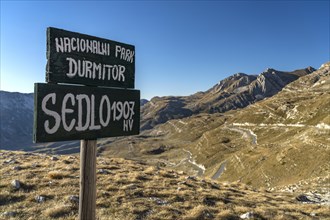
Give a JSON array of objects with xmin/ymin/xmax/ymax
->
[{"xmin": 79, "ymin": 139, "xmax": 97, "ymax": 220}]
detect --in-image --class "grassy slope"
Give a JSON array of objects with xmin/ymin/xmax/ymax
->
[
  {"xmin": 101, "ymin": 63, "xmax": 330, "ymax": 191},
  {"xmin": 1, "ymin": 150, "xmax": 329, "ymax": 220}
]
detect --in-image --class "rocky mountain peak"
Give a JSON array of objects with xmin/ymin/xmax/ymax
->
[
  {"xmin": 263, "ymin": 68, "xmax": 276, "ymax": 73},
  {"xmin": 233, "ymin": 72, "xmax": 248, "ymax": 77},
  {"xmin": 251, "ymin": 66, "xmax": 315, "ymax": 98},
  {"xmin": 211, "ymin": 73, "xmax": 256, "ymax": 94},
  {"xmin": 306, "ymin": 66, "xmax": 316, "ymax": 72}
]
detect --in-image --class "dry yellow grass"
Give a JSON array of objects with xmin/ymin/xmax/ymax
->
[
  {"xmin": 47, "ymin": 171, "xmax": 70, "ymax": 180},
  {"xmin": 0, "ymin": 150, "xmax": 329, "ymax": 220}
]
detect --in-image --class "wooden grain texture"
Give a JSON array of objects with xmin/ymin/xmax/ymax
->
[
  {"xmin": 33, "ymin": 83, "xmax": 140, "ymax": 143},
  {"xmin": 46, "ymin": 27, "xmax": 135, "ymax": 88},
  {"xmin": 79, "ymin": 139, "xmax": 97, "ymax": 220}
]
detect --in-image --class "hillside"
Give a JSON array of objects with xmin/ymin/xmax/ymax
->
[
  {"xmin": 101, "ymin": 62, "xmax": 330, "ymax": 192},
  {"xmin": 141, "ymin": 67, "xmax": 315, "ymax": 130},
  {"xmin": 1, "ymin": 150, "xmax": 329, "ymax": 220},
  {"xmin": 0, "ymin": 63, "xmax": 329, "ymax": 219}
]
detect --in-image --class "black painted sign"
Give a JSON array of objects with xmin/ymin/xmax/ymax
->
[
  {"xmin": 34, "ymin": 83, "xmax": 140, "ymax": 142},
  {"xmin": 46, "ymin": 27, "xmax": 135, "ymax": 88}
]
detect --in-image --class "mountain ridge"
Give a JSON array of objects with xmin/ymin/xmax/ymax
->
[
  {"xmin": 0, "ymin": 64, "xmax": 322, "ymax": 158},
  {"xmin": 141, "ymin": 66, "xmax": 315, "ymax": 130}
]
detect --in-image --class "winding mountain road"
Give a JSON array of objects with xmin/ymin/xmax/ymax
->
[{"xmin": 227, "ymin": 126, "xmax": 258, "ymax": 145}]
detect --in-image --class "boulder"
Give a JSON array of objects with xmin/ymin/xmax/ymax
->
[{"xmin": 11, "ymin": 180, "xmax": 21, "ymax": 189}]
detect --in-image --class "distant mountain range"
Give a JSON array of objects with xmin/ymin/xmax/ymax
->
[
  {"xmin": 0, "ymin": 66, "xmax": 310, "ymax": 152},
  {"xmin": 140, "ymin": 66, "xmax": 315, "ymax": 130},
  {"xmin": 0, "ymin": 92, "xmax": 34, "ymax": 150},
  {"xmin": 0, "ymin": 65, "xmax": 317, "ymax": 153}
]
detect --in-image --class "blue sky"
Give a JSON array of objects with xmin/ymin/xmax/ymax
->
[{"xmin": 1, "ymin": 1, "xmax": 329, "ymax": 100}]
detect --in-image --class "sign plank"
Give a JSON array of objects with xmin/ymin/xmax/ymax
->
[
  {"xmin": 34, "ymin": 83, "xmax": 140, "ymax": 142},
  {"xmin": 46, "ymin": 27, "xmax": 135, "ymax": 88}
]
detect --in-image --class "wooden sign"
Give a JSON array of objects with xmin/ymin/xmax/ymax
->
[
  {"xmin": 46, "ymin": 27, "xmax": 135, "ymax": 88},
  {"xmin": 33, "ymin": 83, "xmax": 140, "ymax": 142},
  {"xmin": 35, "ymin": 27, "xmax": 140, "ymax": 220}
]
